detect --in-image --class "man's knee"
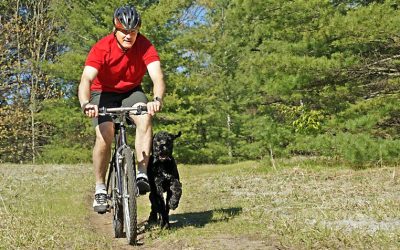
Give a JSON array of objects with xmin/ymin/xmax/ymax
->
[
  {"xmin": 95, "ymin": 122, "xmax": 114, "ymax": 146},
  {"xmin": 133, "ymin": 115, "xmax": 152, "ymax": 134}
]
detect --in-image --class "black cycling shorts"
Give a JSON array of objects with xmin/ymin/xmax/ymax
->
[{"xmin": 90, "ymin": 86, "xmax": 148, "ymax": 127}]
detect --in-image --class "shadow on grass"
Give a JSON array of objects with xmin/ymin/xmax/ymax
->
[{"xmin": 169, "ymin": 207, "xmax": 242, "ymax": 228}]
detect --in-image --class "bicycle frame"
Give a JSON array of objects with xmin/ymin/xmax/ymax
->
[
  {"xmin": 101, "ymin": 105, "xmax": 147, "ymax": 245},
  {"xmin": 107, "ymin": 113, "xmax": 135, "ymax": 201},
  {"xmin": 111, "ymin": 119, "xmax": 133, "ymax": 197}
]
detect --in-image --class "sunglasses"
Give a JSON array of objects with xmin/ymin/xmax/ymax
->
[{"xmin": 116, "ymin": 28, "xmax": 139, "ymax": 35}]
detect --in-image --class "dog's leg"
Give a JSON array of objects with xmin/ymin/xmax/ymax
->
[
  {"xmin": 166, "ymin": 189, "xmax": 172, "ymax": 216},
  {"xmin": 169, "ymin": 180, "xmax": 182, "ymax": 210},
  {"xmin": 148, "ymin": 192, "xmax": 159, "ymax": 224},
  {"xmin": 148, "ymin": 158, "xmax": 158, "ymax": 224},
  {"xmin": 155, "ymin": 178, "xmax": 170, "ymax": 229}
]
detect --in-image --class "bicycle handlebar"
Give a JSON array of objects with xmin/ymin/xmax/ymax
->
[{"xmin": 98, "ymin": 105, "xmax": 148, "ymax": 116}]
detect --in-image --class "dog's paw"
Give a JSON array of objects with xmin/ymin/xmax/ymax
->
[
  {"xmin": 148, "ymin": 211, "xmax": 158, "ymax": 224},
  {"xmin": 168, "ymin": 200, "xmax": 179, "ymax": 210},
  {"xmin": 160, "ymin": 220, "xmax": 170, "ymax": 229}
]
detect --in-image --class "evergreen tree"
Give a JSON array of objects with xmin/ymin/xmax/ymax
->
[
  {"xmin": 181, "ymin": 0, "xmax": 400, "ymax": 163},
  {"xmin": 1, "ymin": 0, "xmax": 398, "ymax": 164}
]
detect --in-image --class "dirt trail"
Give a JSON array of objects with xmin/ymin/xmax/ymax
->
[
  {"xmin": 87, "ymin": 197, "xmax": 272, "ymax": 250},
  {"xmin": 87, "ymin": 193, "xmax": 150, "ymax": 249},
  {"xmin": 88, "ymin": 206, "xmax": 277, "ymax": 250},
  {"xmin": 87, "ymin": 193, "xmax": 180, "ymax": 249},
  {"xmin": 89, "ymin": 211, "xmax": 129, "ymax": 249}
]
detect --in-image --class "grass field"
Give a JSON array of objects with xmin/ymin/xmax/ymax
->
[{"xmin": 0, "ymin": 159, "xmax": 399, "ymax": 249}]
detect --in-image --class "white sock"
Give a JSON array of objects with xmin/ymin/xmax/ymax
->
[
  {"xmin": 137, "ymin": 172, "xmax": 148, "ymax": 180},
  {"xmin": 95, "ymin": 183, "xmax": 106, "ymax": 192}
]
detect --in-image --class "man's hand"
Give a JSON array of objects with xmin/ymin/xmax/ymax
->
[
  {"xmin": 147, "ymin": 99, "xmax": 162, "ymax": 116},
  {"xmin": 83, "ymin": 103, "xmax": 99, "ymax": 118}
]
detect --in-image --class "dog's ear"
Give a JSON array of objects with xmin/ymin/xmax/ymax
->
[{"xmin": 174, "ymin": 131, "xmax": 182, "ymax": 139}]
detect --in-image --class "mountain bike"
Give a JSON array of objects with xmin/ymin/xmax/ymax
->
[{"xmin": 99, "ymin": 105, "xmax": 147, "ymax": 246}]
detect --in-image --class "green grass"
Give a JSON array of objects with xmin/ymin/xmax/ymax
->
[{"xmin": 1, "ymin": 160, "xmax": 399, "ymax": 249}]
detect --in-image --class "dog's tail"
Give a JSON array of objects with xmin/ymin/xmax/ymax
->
[{"xmin": 173, "ymin": 131, "xmax": 182, "ymax": 140}]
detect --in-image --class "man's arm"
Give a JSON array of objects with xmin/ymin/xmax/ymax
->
[
  {"xmin": 147, "ymin": 61, "xmax": 165, "ymax": 116},
  {"xmin": 78, "ymin": 66, "xmax": 99, "ymax": 117}
]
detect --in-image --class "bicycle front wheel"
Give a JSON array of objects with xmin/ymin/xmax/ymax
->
[
  {"xmin": 109, "ymin": 167, "xmax": 124, "ymax": 238},
  {"xmin": 121, "ymin": 147, "xmax": 138, "ymax": 245}
]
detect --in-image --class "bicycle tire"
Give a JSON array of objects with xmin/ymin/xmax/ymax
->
[
  {"xmin": 110, "ymin": 167, "xmax": 124, "ymax": 238},
  {"xmin": 121, "ymin": 147, "xmax": 138, "ymax": 245}
]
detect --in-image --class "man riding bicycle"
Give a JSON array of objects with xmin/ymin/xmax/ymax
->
[{"xmin": 78, "ymin": 4, "xmax": 165, "ymax": 213}]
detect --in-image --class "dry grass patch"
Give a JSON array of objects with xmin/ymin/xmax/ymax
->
[
  {"xmin": 0, "ymin": 164, "xmax": 111, "ymax": 249},
  {"xmin": 143, "ymin": 162, "xmax": 400, "ymax": 249},
  {"xmin": 0, "ymin": 161, "xmax": 399, "ymax": 249}
]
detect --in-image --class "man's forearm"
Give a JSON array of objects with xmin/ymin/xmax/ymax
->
[
  {"xmin": 153, "ymin": 77, "xmax": 165, "ymax": 100},
  {"xmin": 78, "ymin": 80, "xmax": 92, "ymax": 107},
  {"xmin": 147, "ymin": 61, "xmax": 166, "ymax": 100},
  {"xmin": 78, "ymin": 66, "xmax": 99, "ymax": 107}
]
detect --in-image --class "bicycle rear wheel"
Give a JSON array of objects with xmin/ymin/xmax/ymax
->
[
  {"xmin": 109, "ymin": 167, "xmax": 124, "ymax": 238},
  {"xmin": 121, "ymin": 147, "xmax": 138, "ymax": 245}
]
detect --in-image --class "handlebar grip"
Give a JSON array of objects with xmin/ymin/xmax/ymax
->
[
  {"xmin": 131, "ymin": 105, "xmax": 148, "ymax": 115},
  {"xmin": 99, "ymin": 107, "xmax": 106, "ymax": 113},
  {"xmin": 137, "ymin": 105, "xmax": 147, "ymax": 112}
]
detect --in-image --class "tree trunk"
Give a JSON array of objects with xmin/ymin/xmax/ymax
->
[
  {"xmin": 30, "ymin": 75, "xmax": 36, "ymax": 164},
  {"xmin": 226, "ymin": 113, "xmax": 233, "ymax": 159}
]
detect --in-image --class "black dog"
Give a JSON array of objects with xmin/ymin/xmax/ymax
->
[{"xmin": 147, "ymin": 131, "xmax": 182, "ymax": 228}]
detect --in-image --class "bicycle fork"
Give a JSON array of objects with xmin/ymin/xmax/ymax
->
[{"xmin": 106, "ymin": 134, "xmax": 125, "ymax": 211}]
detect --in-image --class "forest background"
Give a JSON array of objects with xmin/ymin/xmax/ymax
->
[{"xmin": 0, "ymin": 0, "xmax": 399, "ymax": 165}]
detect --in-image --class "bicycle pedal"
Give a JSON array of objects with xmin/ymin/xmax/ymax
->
[{"xmin": 94, "ymin": 204, "xmax": 109, "ymax": 214}]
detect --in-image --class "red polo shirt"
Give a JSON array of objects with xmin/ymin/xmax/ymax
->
[{"xmin": 85, "ymin": 33, "xmax": 160, "ymax": 93}]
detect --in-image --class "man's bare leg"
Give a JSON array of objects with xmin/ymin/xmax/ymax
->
[
  {"xmin": 93, "ymin": 122, "xmax": 114, "ymax": 184},
  {"xmin": 92, "ymin": 121, "xmax": 114, "ymax": 213},
  {"xmin": 132, "ymin": 108, "xmax": 152, "ymax": 194}
]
